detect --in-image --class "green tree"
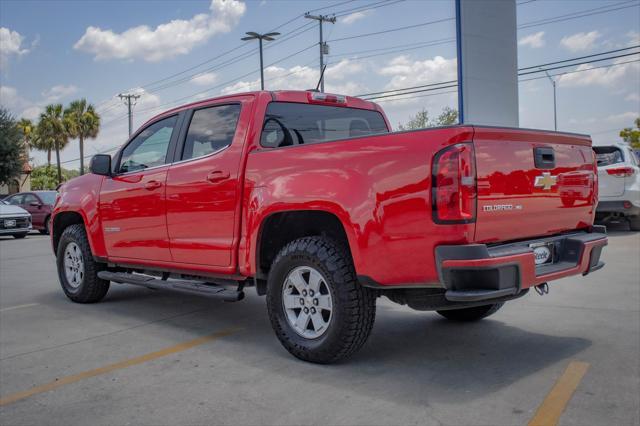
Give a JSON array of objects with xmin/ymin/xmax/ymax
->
[
  {"xmin": 17, "ymin": 118, "xmax": 35, "ymax": 152},
  {"xmin": 31, "ymin": 124, "xmax": 54, "ymax": 166},
  {"xmin": 0, "ymin": 108, "xmax": 25, "ymax": 186},
  {"xmin": 30, "ymin": 165, "xmax": 79, "ymax": 190},
  {"xmin": 37, "ymin": 104, "xmax": 69, "ymax": 184},
  {"xmin": 398, "ymin": 108, "xmax": 431, "ymax": 131},
  {"xmin": 434, "ymin": 106, "xmax": 458, "ymax": 126},
  {"xmin": 398, "ymin": 107, "xmax": 459, "ymax": 130},
  {"xmin": 620, "ymin": 117, "xmax": 640, "ymax": 149},
  {"xmin": 64, "ymin": 99, "xmax": 101, "ymax": 175}
]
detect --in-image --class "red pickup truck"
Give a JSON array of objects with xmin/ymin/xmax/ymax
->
[{"xmin": 52, "ymin": 90, "xmax": 607, "ymax": 363}]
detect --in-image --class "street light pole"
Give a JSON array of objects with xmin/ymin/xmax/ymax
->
[
  {"xmin": 241, "ymin": 31, "xmax": 280, "ymax": 90},
  {"xmin": 542, "ymin": 69, "xmax": 558, "ymax": 131},
  {"xmin": 304, "ymin": 13, "xmax": 336, "ymax": 92}
]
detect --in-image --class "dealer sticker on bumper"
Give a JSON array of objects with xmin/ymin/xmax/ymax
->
[{"xmin": 530, "ymin": 242, "xmax": 554, "ymax": 265}]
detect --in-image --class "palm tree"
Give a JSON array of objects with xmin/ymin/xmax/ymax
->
[
  {"xmin": 38, "ymin": 104, "xmax": 69, "ymax": 184},
  {"xmin": 64, "ymin": 99, "xmax": 101, "ymax": 175},
  {"xmin": 16, "ymin": 118, "xmax": 34, "ymax": 168},
  {"xmin": 31, "ymin": 122, "xmax": 54, "ymax": 167}
]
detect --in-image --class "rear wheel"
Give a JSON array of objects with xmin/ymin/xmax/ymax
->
[
  {"xmin": 56, "ymin": 224, "xmax": 109, "ymax": 303},
  {"xmin": 628, "ymin": 215, "xmax": 640, "ymax": 231},
  {"xmin": 266, "ymin": 236, "xmax": 376, "ymax": 364},
  {"xmin": 437, "ymin": 303, "xmax": 504, "ymax": 322}
]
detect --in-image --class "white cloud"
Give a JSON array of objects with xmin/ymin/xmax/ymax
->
[
  {"xmin": 342, "ymin": 11, "xmax": 369, "ymax": 25},
  {"xmin": 604, "ymin": 111, "xmax": 639, "ymax": 123},
  {"xmin": 191, "ymin": 72, "xmax": 218, "ymax": 86},
  {"xmin": 41, "ymin": 85, "xmax": 78, "ymax": 102},
  {"xmin": 518, "ymin": 31, "xmax": 545, "ymax": 48},
  {"xmin": 625, "ymin": 93, "xmax": 640, "ymax": 103},
  {"xmin": 379, "ymin": 55, "xmax": 457, "ymax": 91},
  {"xmin": 74, "ymin": 0, "xmax": 246, "ymax": 62},
  {"xmin": 220, "ymin": 59, "xmax": 366, "ymax": 96},
  {"xmin": 558, "ymin": 58, "xmax": 639, "ymax": 87},
  {"xmin": 628, "ymin": 31, "xmax": 640, "ymax": 46},
  {"xmin": 1, "ymin": 84, "xmax": 80, "ymax": 120},
  {"xmin": 0, "ymin": 27, "xmax": 30, "ymax": 69},
  {"xmin": 560, "ymin": 31, "xmax": 600, "ymax": 52}
]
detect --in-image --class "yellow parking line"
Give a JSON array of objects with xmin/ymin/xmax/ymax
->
[
  {"xmin": 0, "ymin": 327, "xmax": 240, "ymax": 407},
  {"xmin": 0, "ymin": 303, "xmax": 39, "ymax": 313},
  {"xmin": 528, "ymin": 361, "xmax": 590, "ymax": 426}
]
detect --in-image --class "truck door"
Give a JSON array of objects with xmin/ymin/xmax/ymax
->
[
  {"xmin": 166, "ymin": 102, "xmax": 246, "ymax": 267},
  {"xmin": 99, "ymin": 114, "xmax": 181, "ymax": 262}
]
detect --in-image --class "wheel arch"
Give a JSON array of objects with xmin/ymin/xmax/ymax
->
[
  {"xmin": 52, "ymin": 211, "xmax": 87, "ymax": 256},
  {"xmin": 255, "ymin": 210, "xmax": 355, "ymax": 280}
]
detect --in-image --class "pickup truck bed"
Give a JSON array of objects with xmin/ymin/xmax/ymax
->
[{"xmin": 51, "ymin": 90, "xmax": 607, "ymax": 363}]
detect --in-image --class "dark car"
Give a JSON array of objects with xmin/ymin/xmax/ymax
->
[{"xmin": 4, "ymin": 191, "xmax": 56, "ymax": 234}]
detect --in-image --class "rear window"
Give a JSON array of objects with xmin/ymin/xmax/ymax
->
[
  {"xmin": 593, "ymin": 146, "xmax": 624, "ymax": 166},
  {"xmin": 260, "ymin": 102, "xmax": 388, "ymax": 148}
]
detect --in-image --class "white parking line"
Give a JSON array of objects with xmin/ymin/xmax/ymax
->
[{"xmin": 0, "ymin": 303, "xmax": 40, "ymax": 313}]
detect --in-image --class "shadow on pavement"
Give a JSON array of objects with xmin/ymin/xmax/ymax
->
[{"xmin": 28, "ymin": 285, "xmax": 591, "ymax": 407}]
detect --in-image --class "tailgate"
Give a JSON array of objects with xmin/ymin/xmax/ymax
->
[{"xmin": 473, "ymin": 127, "xmax": 596, "ymax": 243}]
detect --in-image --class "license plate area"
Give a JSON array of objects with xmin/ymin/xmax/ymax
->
[
  {"xmin": 530, "ymin": 241, "xmax": 555, "ymax": 266},
  {"xmin": 4, "ymin": 219, "xmax": 16, "ymax": 228}
]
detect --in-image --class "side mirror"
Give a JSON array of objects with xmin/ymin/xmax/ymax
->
[{"xmin": 90, "ymin": 154, "xmax": 112, "ymax": 176}]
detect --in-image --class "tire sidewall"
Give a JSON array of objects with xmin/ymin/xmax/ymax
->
[
  {"xmin": 56, "ymin": 230, "xmax": 87, "ymax": 297},
  {"xmin": 267, "ymin": 248, "xmax": 350, "ymax": 355}
]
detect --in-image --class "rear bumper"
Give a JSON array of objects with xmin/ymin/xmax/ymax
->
[
  {"xmin": 435, "ymin": 226, "xmax": 607, "ymax": 302},
  {"xmin": 596, "ymin": 200, "xmax": 640, "ymax": 216}
]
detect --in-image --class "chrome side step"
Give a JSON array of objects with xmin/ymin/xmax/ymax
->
[{"xmin": 97, "ymin": 271, "xmax": 244, "ymax": 302}]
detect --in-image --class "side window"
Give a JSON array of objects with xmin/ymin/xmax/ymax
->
[
  {"xmin": 181, "ymin": 104, "xmax": 241, "ymax": 161},
  {"xmin": 118, "ymin": 115, "xmax": 178, "ymax": 174},
  {"xmin": 23, "ymin": 194, "xmax": 38, "ymax": 205},
  {"xmin": 7, "ymin": 195, "xmax": 23, "ymax": 205}
]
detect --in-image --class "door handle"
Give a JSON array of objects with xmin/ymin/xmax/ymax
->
[
  {"xmin": 144, "ymin": 180, "xmax": 162, "ymax": 190},
  {"xmin": 206, "ymin": 171, "xmax": 230, "ymax": 183}
]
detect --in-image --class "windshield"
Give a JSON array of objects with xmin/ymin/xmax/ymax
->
[
  {"xmin": 261, "ymin": 102, "xmax": 389, "ymax": 148},
  {"xmin": 593, "ymin": 146, "xmax": 624, "ymax": 167},
  {"xmin": 36, "ymin": 191, "xmax": 57, "ymax": 204}
]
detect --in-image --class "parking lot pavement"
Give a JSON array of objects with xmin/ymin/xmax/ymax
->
[{"xmin": 0, "ymin": 228, "xmax": 638, "ymax": 426}]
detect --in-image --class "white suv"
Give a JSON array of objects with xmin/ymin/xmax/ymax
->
[{"xmin": 594, "ymin": 144, "xmax": 640, "ymax": 231}]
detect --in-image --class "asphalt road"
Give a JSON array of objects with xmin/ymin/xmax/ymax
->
[{"xmin": 0, "ymin": 225, "xmax": 638, "ymax": 426}]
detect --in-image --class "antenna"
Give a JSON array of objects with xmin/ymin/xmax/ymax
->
[{"xmin": 315, "ymin": 65, "xmax": 327, "ymax": 92}]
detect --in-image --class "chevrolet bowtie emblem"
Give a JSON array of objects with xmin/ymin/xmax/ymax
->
[{"xmin": 534, "ymin": 172, "xmax": 558, "ymax": 190}]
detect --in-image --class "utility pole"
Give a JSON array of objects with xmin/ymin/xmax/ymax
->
[
  {"xmin": 541, "ymin": 69, "xmax": 557, "ymax": 131},
  {"xmin": 118, "ymin": 93, "xmax": 141, "ymax": 136},
  {"xmin": 241, "ymin": 32, "xmax": 280, "ymax": 90},
  {"xmin": 305, "ymin": 13, "xmax": 336, "ymax": 92}
]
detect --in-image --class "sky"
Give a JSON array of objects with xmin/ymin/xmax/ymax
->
[{"xmin": 1, "ymin": 0, "xmax": 639, "ymax": 169}]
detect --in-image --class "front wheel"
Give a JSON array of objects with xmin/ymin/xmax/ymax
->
[
  {"xmin": 437, "ymin": 303, "xmax": 504, "ymax": 322},
  {"xmin": 13, "ymin": 233, "xmax": 28, "ymax": 239},
  {"xmin": 628, "ymin": 215, "xmax": 640, "ymax": 231},
  {"xmin": 39, "ymin": 217, "xmax": 50, "ymax": 235},
  {"xmin": 266, "ymin": 237, "xmax": 376, "ymax": 364},
  {"xmin": 56, "ymin": 224, "xmax": 109, "ymax": 303}
]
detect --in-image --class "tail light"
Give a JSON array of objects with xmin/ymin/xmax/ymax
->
[
  {"xmin": 432, "ymin": 143, "xmax": 477, "ymax": 223},
  {"xmin": 606, "ymin": 167, "xmax": 635, "ymax": 177},
  {"xmin": 308, "ymin": 92, "xmax": 346, "ymax": 105}
]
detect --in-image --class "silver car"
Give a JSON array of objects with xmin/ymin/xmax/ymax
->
[{"xmin": 0, "ymin": 200, "xmax": 32, "ymax": 239}]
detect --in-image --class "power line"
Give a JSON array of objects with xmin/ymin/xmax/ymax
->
[
  {"xmin": 328, "ymin": 17, "xmax": 454, "ymax": 43},
  {"xmin": 519, "ymin": 45, "xmax": 640, "ymax": 70},
  {"xmin": 519, "ymin": 1, "xmax": 639, "ymax": 29}
]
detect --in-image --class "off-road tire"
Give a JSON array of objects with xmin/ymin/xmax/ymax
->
[
  {"xmin": 266, "ymin": 236, "xmax": 376, "ymax": 364},
  {"xmin": 56, "ymin": 224, "xmax": 109, "ymax": 303},
  {"xmin": 39, "ymin": 216, "xmax": 50, "ymax": 235},
  {"xmin": 12, "ymin": 233, "xmax": 28, "ymax": 239},
  {"xmin": 437, "ymin": 302, "xmax": 504, "ymax": 322},
  {"xmin": 628, "ymin": 215, "xmax": 640, "ymax": 232}
]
